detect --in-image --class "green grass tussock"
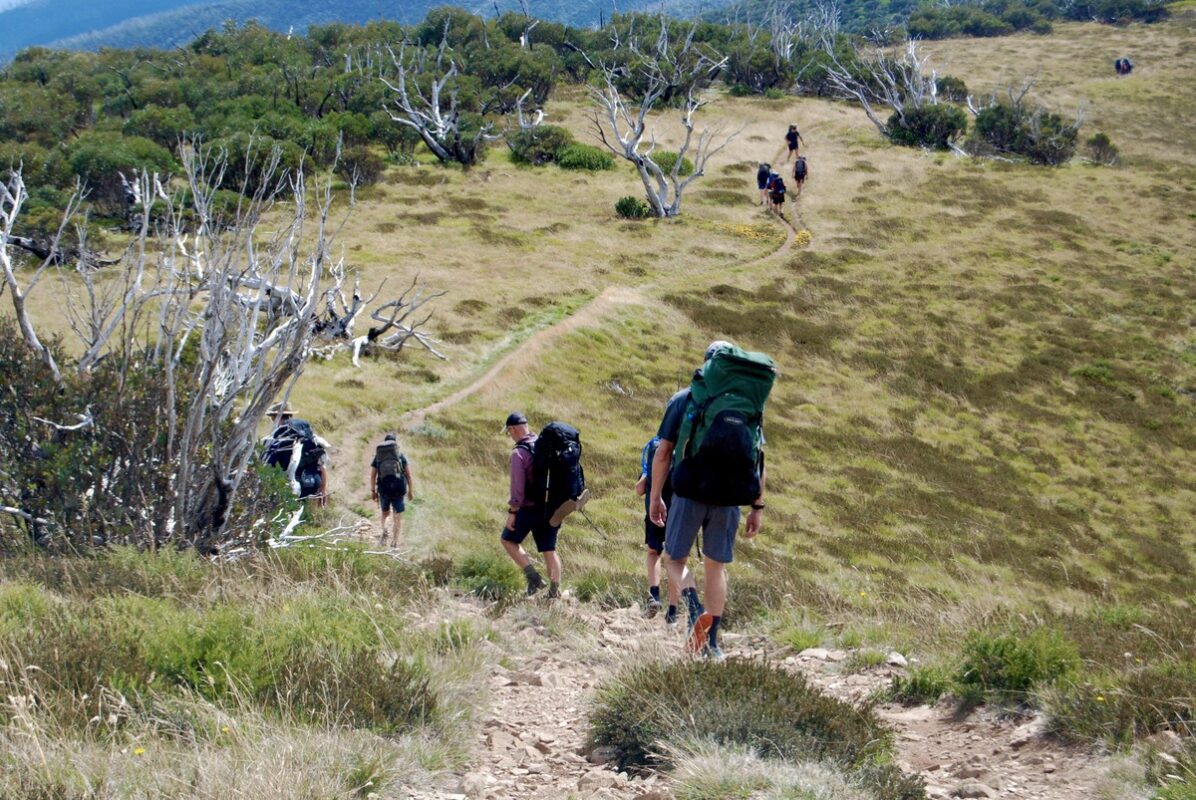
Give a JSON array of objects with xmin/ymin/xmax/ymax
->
[
  {"xmin": 956, "ymin": 628, "xmax": 1080, "ymax": 704},
  {"xmin": 588, "ymin": 658, "xmax": 925, "ymax": 800},
  {"xmin": 454, "ymin": 551, "xmax": 524, "ymax": 602}
]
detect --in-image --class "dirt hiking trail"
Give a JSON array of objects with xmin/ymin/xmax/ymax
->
[{"xmin": 399, "ymin": 594, "xmax": 1115, "ymax": 800}]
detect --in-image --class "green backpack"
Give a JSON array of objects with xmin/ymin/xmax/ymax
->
[{"xmin": 672, "ymin": 345, "xmax": 776, "ymax": 506}]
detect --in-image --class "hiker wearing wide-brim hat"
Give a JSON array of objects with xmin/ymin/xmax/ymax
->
[
  {"xmin": 267, "ymin": 402, "xmax": 295, "ymax": 423},
  {"xmin": 499, "ymin": 411, "xmax": 560, "ymax": 598}
]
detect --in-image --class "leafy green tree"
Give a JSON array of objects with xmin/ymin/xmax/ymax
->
[{"xmin": 68, "ymin": 132, "xmax": 177, "ymax": 213}]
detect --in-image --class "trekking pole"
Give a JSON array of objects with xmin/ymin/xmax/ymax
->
[{"xmin": 578, "ymin": 508, "xmax": 609, "ymax": 541}]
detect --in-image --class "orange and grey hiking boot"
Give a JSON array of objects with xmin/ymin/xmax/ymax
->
[{"xmin": 686, "ymin": 612, "xmax": 714, "ymax": 655}]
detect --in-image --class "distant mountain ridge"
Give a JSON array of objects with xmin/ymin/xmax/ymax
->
[{"xmin": 0, "ymin": 0, "xmax": 702, "ymax": 61}]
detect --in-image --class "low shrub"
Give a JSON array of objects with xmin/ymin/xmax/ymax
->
[
  {"xmin": 507, "ymin": 125, "xmax": 574, "ymax": 166},
  {"xmin": 652, "ymin": 150, "xmax": 694, "ymax": 176},
  {"xmin": 764, "ymin": 88, "xmax": 787, "ymax": 100},
  {"xmin": 886, "ymin": 104, "xmax": 968, "ymax": 150},
  {"xmin": 1086, "ymin": 132, "xmax": 1120, "ymax": 165},
  {"xmin": 1042, "ymin": 660, "xmax": 1196, "ymax": 743},
  {"xmin": 889, "ymin": 665, "xmax": 953, "ymax": 706},
  {"xmin": 971, "ymin": 101, "xmax": 1079, "ymax": 165},
  {"xmin": 335, "ymin": 145, "xmax": 386, "ymax": 186},
  {"xmin": 588, "ymin": 658, "xmax": 924, "ymax": 800},
  {"xmin": 556, "ymin": 143, "xmax": 614, "ymax": 171},
  {"xmin": 936, "ymin": 75, "xmax": 969, "ymax": 103},
  {"xmin": 729, "ymin": 83, "xmax": 753, "ymax": 97},
  {"xmin": 455, "ymin": 552, "xmax": 523, "ymax": 601},
  {"xmin": 617, "ymin": 193, "xmax": 655, "ymax": 216},
  {"xmin": 572, "ymin": 570, "xmax": 641, "ymax": 608},
  {"xmin": 615, "ymin": 195, "xmax": 652, "ymax": 219},
  {"xmin": 956, "ymin": 629, "xmax": 1079, "ymax": 702}
]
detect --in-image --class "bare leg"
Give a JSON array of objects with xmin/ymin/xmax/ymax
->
[
  {"xmin": 664, "ymin": 554, "xmax": 697, "ymax": 594},
  {"xmin": 393, "ymin": 512, "xmax": 403, "ymax": 541},
  {"xmin": 704, "ymin": 557, "xmax": 728, "ymax": 617},
  {"xmin": 542, "ymin": 551, "xmax": 562, "ymax": 584},
  {"xmin": 646, "ymin": 549, "xmax": 661, "ymax": 590},
  {"xmin": 379, "ymin": 509, "xmax": 390, "ymax": 540},
  {"xmin": 502, "ymin": 538, "xmax": 531, "ymax": 569}
]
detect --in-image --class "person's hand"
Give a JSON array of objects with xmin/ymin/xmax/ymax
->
[
  {"xmin": 506, "ymin": 512, "xmax": 516, "ymax": 531},
  {"xmin": 649, "ymin": 496, "xmax": 668, "ymax": 528},
  {"xmin": 317, "ymin": 492, "xmax": 328, "ymax": 509},
  {"xmin": 408, "ymin": 492, "xmax": 414, "ymax": 502},
  {"xmin": 371, "ymin": 490, "xmax": 378, "ymax": 501},
  {"xmin": 744, "ymin": 508, "xmax": 763, "ymax": 537}
]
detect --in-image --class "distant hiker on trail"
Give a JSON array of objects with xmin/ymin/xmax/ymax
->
[
  {"xmin": 784, "ymin": 124, "xmax": 804, "ymax": 162},
  {"xmin": 262, "ymin": 402, "xmax": 330, "ymax": 507},
  {"xmin": 636, "ymin": 435, "xmax": 679, "ymax": 625},
  {"xmin": 370, "ymin": 433, "xmax": 413, "ymax": 544},
  {"xmin": 1116, "ymin": 57, "xmax": 1133, "ymax": 75},
  {"xmin": 793, "ymin": 155, "xmax": 809, "ymax": 196},
  {"xmin": 649, "ymin": 342, "xmax": 775, "ymax": 660},
  {"xmin": 767, "ymin": 172, "xmax": 787, "ymax": 220},
  {"xmin": 500, "ymin": 412, "xmax": 587, "ymax": 598},
  {"xmin": 756, "ymin": 162, "xmax": 772, "ymax": 205}
]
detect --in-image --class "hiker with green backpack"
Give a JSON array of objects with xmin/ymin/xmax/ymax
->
[
  {"xmin": 370, "ymin": 433, "xmax": 414, "ymax": 544},
  {"xmin": 649, "ymin": 341, "xmax": 775, "ymax": 660}
]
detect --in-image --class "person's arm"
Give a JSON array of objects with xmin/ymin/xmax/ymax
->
[
  {"xmin": 635, "ymin": 473, "xmax": 647, "ymax": 497},
  {"xmin": 318, "ymin": 464, "xmax": 328, "ymax": 508},
  {"xmin": 745, "ymin": 462, "xmax": 766, "ymax": 537},
  {"xmin": 649, "ymin": 440, "xmax": 674, "ymax": 527},
  {"xmin": 507, "ymin": 449, "xmax": 526, "ymax": 530},
  {"xmin": 370, "ymin": 466, "xmax": 378, "ymax": 500},
  {"xmin": 405, "ymin": 462, "xmax": 414, "ymax": 501}
]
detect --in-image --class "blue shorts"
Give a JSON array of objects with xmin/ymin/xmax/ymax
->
[
  {"xmin": 379, "ymin": 493, "xmax": 405, "ymax": 514},
  {"xmin": 757, "ymin": 175, "xmax": 769, "ymax": 190},
  {"xmin": 664, "ymin": 496, "xmax": 740, "ymax": 564},
  {"xmin": 501, "ymin": 507, "xmax": 560, "ymax": 553}
]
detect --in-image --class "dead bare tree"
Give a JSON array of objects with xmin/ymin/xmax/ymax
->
[
  {"xmin": 380, "ymin": 30, "xmax": 507, "ymax": 167},
  {"xmin": 0, "ymin": 142, "xmax": 441, "ymax": 551},
  {"xmin": 590, "ymin": 20, "xmax": 741, "ymax": 218},
  {"xmin": 822, "ymin": 36, "xmax": 941, "ymax": 136}
]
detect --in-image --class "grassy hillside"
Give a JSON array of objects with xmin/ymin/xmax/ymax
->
[{"xmin": 3, "ymin": 14, "xmax": 1195, "ymax": 798}]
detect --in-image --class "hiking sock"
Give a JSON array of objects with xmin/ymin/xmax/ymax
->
[
  {"xmin": 682, "ymin": 587, "xmax": 703, "ymax": 627},
  {"xmin": 523, "ymin": 564, "xmax": 545, "ymax": 594},
  {"xmin": 665, "ymin": 605, "xmax": 678, "ymax": 624},
  {"xmin": 708, "ymin": 616, "xmax": 722, "ymax": 651},
  {"xmin": 649, "ymin": 585, "xmax": 661, "ymax": 602}
]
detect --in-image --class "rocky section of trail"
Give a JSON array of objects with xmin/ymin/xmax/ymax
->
[{"xmin": 395, "ymin": 595, "xmax": 1119, "ymax": 800}]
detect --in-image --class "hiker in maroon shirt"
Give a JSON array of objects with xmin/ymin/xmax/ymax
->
[{"xmin": 500, "ymin": 411, "xmax": 561, "ymax": 597}]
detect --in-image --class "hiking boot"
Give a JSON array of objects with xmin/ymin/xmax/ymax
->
[
  {"xmin": 645, "ymin": 596, "xmax": 662, "ymax": 619},
  {"xmin": 664, "ymin": 606, "xmax": 679, "ymax": 627},
  {"xmin": 547, "ymin": 582, "xmax": 560, "ymax": 599},
  {"xmin": 548, "ymin": 488, "xmax": 591, "ymax": 527},
  {"xmin": 706, "ymin": 643, "xmax": 726, "ymax": 662},
  {"xmin": 686, "ymin": 612, "xmax": 714, "ymax": 655},
  {"xmin": 525, "ymin": 569, "xmax": 547, "ymax": 597}
]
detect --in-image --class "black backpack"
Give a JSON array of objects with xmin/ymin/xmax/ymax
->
[
  {"xmin": 795, "ymin": 158, "xmax": 807, "ymax": 180},
  {"xmin": 264, "ymin": 419, "xmax": 325, "ymax": 498},
  {"xmin": 374, "ymin": 441, "xmax": 407, "ymax": 495},
  {"xmin": 520, "ymin": 422, "xmax": 586, "ymax": 511}
]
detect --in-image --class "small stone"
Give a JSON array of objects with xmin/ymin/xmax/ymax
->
[
  {"xmin": 487, "ymin": 730, "xmax": 517, "ymax": 750},
  {"xmin": 798, "ymin": 647, "xmax": 830, "ymax": 660},
  {"xmin": 1009, "ymin": 716, "xmax": 1046, "ymax": 749},
  {"xmin": 634, "ymin": 792, "xmax": 673, "ymax": 800},
  {"xmin": 953, "ymin": 782, "xmax": 995, "ymax": 799},
  {"xmin": 537, "ymin": 730, "xmax": 558, "ymax": 743},
  {"xmin": 825, "ymin": 649, "xmax": 849, "ymax": 662},
  {"xmin": 512, "ymin": 671, "xmax": 542, "ymax": 686},
  {"xmin": 578, "ymin": 771, "xmax": 618, "ymax": 791},
  {"xmin": 1042, "ymin": 764, "xmax": 1057, "ymax": 774},
  {"xmin": 588, "ymin": 746, "xmax": 620, "ymax": 765},
  {"xmin": 457, "ymin": 772, "xmax": 495, "ymax": 797},
  {"xmin": 886, "ymin": 651, "xmax": 909, "ymax": 668},
  {"xmin": 956, "ymin": 767, "xmax": 985, "ymax": 780}
]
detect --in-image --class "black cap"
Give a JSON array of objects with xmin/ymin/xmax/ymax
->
[
  {"xmin": 384, "ymin": 432, "xmax": 396, "ymax": 441},
  {"xmin": 504, "ymin": 411, "xmax": 528, "ymax": 428}
]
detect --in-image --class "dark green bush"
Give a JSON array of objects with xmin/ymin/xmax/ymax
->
[
  {"xmin": 556, "ymin": 143, "xmax": 614, "ymax": 171},
  {"xmin": 886, "ymin": 104, "xmax": 968, "ymax": 150},
  {"xmin": 936, "ymin": 75, "xmax": 969, "ymax": 103},
  {"xmin": 729, "ymin": 83, "xmax": 753, "ymax": 97},
  {"xmin": 972, "ymin": 101, "xmax": 1079, "ymax": 165},
  {"xmin": 652, "ymin": 150, "xmax": 694, "ymax": 176},
  {"xmin": 957, "ymin": 629, "xmax": 1079, "ymax": 701},
  {"xmin": 1086, "ymin": 132, "xmax": 1119, "ymax": 165},
  {"xmin": 335, "ymin": 145, "xmax": 386, "ymax": 187},
  {"xmin": 507, "ymin": 125, "xmax": 574, "ymax": 165},
  {"xmin": 588, "ymin": 659, "xmax": 925, "ymax": 800},
  {"xmin": 615, "ymin": 195, "xmax": 652, "ymax": 219}
]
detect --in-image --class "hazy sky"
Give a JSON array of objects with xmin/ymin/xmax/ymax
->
[{"xmin": 0, "ymin": 0, "xmax": 34, "ymax": 9}]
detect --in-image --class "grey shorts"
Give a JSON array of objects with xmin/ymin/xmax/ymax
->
[{"xmin": 664, "ymin": 496, "xmax": 741, "ymax": 564}]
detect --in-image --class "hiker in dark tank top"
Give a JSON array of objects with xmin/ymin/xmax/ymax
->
[{"xmin": 370, "ymin": 432, "xmax": 413, "ymax": 545}]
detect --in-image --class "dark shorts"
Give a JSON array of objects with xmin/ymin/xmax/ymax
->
[
  {"xmin": 771, "ymin": 193, "xmax": 785, "ymax": 205},
  {"xmin": 379, "ymin": 493, "xmax": 405, "ymax": 514},
  {"xmin": 664, "ymin": 496, "xmax": 741, "ymax": 564},
  {"xmin": 501, "ymin": 507, "xmax": 560, "ymax": 553},
  {"xmin": 645, "ymin": 516, "xmax": 666, "ymax": 553},
  {"xmin": 787, "ymin": 142, "xmax": 798, "ymax": 151}
]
